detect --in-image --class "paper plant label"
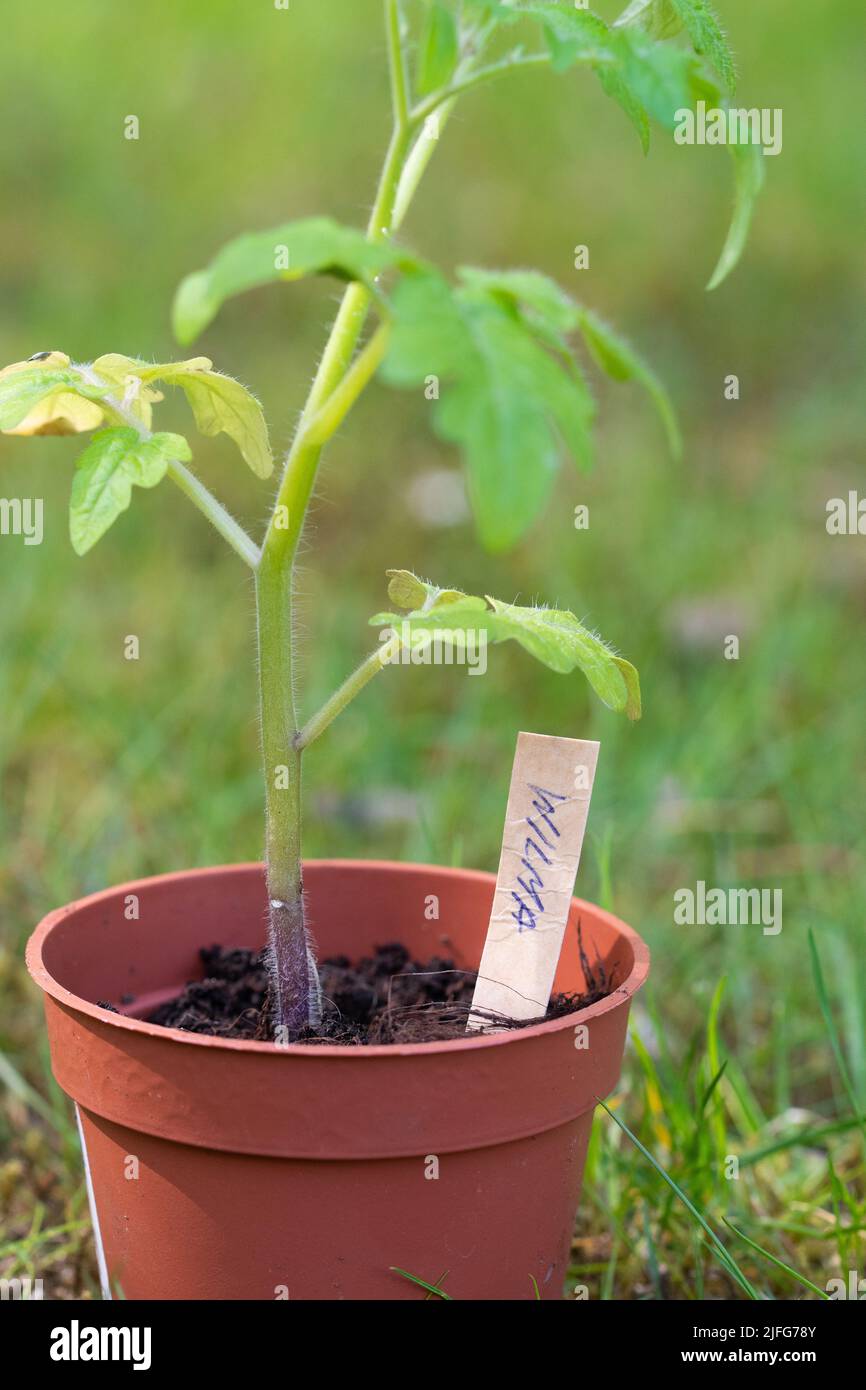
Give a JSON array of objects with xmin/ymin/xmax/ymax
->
[{"xmin": 467, "ymin": 733, "xmax": 599, "ymax": 1030}]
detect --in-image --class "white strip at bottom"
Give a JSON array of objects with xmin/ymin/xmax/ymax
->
[{"xmin": 75, "ymin": 1104, "xmax": 112, "ymax": 1300}]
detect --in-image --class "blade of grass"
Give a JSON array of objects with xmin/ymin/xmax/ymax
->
[
  {"xmin": 599, "ymin": 1098, "xmax": 761, "ymax": 1299},
  {"xmin": 706, "ymin": 977, "xmax": 728, "ymax": 1171},
  {"xmin": 425, "ymin": 1268, "xmax": 450, "ymax": 1302},
  {"xmin": 720, "ymin": 1053, "xmax": 766, "ymax": 1135},
  {"xmin": 737, "ymin": 1115, "xmax": 866, "ymax": 1168},
  {"xmin": 723, "ymin": 1219, "xmax": 829, "ymax": 1299},
  {"xmin": 0, "ymin": 1049, "xmax": 59, "ymax": 1128},
  {"xmin": 692, "ymin": 1229, "xmax": 705, "ymax": 1300},
  {"xmin": 808, "ymin": 929, "xmax": 866, "ymax": 1152},
  {"xmin": 630, "ymin": 1027, "xmax": 673, "ymax": 1151},
  {"xmin": 643, "ymin": 1202, "xmax": 664, "ymax": 1300},
  {"xmin": 389, "ymin": 1266, "xmax": 453, "ymax": 1299}
]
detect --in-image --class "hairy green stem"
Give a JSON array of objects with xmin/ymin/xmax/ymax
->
[
  {"xmin": 393, "ymin": 97, "xmax": 458, "ymax": 230},
  {"xmin": 385, "ymin": 0, "xmax": 411, "ymax": 132},
  {"xmin": 255, "ymin": 2, "xmax": 502, "ymax": 1033},
  {"xmin": 166, "ymin": 458, "xmax": 260, "ymax": 568},
  {"xmin": 256, "ymin": 543, "xmax": 309, "ymax": 1033},
  {"xmin": 303, "ymin": 323, "xmax": 391, "ymax": 447},
  {"xmin": 394, "ymin": 39, "xmax": 546, "ymax": 228},
  {"xmin": 254, "ymin": 5, "xmax": 418, "ymax": 1034},
  {"xmin": 74, "ymin": 365, "xmax": 260, "ymax": 569},
  {"xmin": 296, "ymin": 633, "xmax": 401, "ymax": 751},
  {"xmin": 410, "ymin": 52, "xmax": 554, "ymax": 126}
]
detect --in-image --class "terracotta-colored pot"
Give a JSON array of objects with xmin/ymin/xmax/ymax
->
[{"xmin": 26, "ymin": 860, "xmax": 649, "ymax": 1301}]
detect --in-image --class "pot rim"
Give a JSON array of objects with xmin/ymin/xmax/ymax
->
[{"xmin": 26, "ymin": 859, "xmax": 650, "ymax": 1059}]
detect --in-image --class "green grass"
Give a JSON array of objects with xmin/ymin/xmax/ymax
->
[{"xmin": 2, "ymin": 0, "xmax": 865, "ymax": 1298}]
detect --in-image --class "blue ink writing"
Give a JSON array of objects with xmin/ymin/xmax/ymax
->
[{"xmin": 511, "ymin": 785, "xmax": 568, "ymax": 932}]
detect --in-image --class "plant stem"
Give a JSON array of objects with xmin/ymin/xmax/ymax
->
[
  {"xmin": 393, "ymin": 97, "xmax": 458, "ymax": 231},
  {"xmin": 254, "ymin": 1, "xmax": 487, "ymax": 1033},
  {"xmin": 255, "ymin": 125, "xmax": 413, "ymax": 1035},
  {"xmin": 411, "ymin": 52, "xmax": 554, "ymax": 126},
  {"xmin": 303, "ymin": 323, "xmax": 391, "ymax": 448},
  {"xmin": 74, "ymin": 364, "xmax": 260, "ymax": 569},
  {"xmin": 256, "ymin": 541, "xmax": 308, "ymax": 1033},
  {"xmin": 395, "ymin": 34, "xmax": 542, "ymax": 229},
  {"xmin": 385, "ymin": 0, "xmax": 411, "ymax": 132},
  {"xmin": 296, "ymin": 633, "xmax": 401, "ymax": 751},
  {"xmin": 166, "ymin": 458, "xmax": 260, "ymax": 568}
]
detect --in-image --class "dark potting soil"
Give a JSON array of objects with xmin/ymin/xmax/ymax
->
[{"xmin": 143, "ymin": 925, "xmax": 613, "ymax": 1044}]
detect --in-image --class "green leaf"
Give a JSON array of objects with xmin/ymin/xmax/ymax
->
[
  {"xmin": 382, "ymin": 270, "xmax": 594, "ymax": 550},
  {"xmin": 521, "ymin": 6, "xmax": 718, "ymax": 144},
  {"xmin": 0, "ymin": 355, "xmax": 109, "ymax": 435},
  {"xmin": 462, "ymin": 0, "xmax": 519, "ymax": 25},
  {"xmin": 596, "ymin": 61, "xmax": 651, "ymax": 152},
  {"xmin": 522, "ymin": 2, "xmax": 732, "ymax": 145},
  {"xmin": 379, "ymin": 270, "xmax": 469, "ymax": 384},
  {"xmin": 668, "ymin": 0, "xmax": 735, "ymax": 93},
  {"xmin": 457, "ymin": 266, "xmax": 580, "ymax": 339},
  {"xmin": 173, "ymin": 216, "xmax": 417, "ymax": 343},
  {"xmin": 372, "ymin": 570, "xmax": 641, "ymax": 719},
  {"xmin": 577, "ymin": 308, "xmax": 681, "ymax": 457},
  {"xmin": 614, "ymin": 0, "xmax": 682, "ymax": 40},
  {"xmin": 416, "ymin": 2, "xmax": 459, "ymax": 95},
  {"xmin": 0, "ymin": 366, "xmax": 83, "ymax": 431},
  {"xmin": 615, "ymin": 0, "xmax": 734, "ymax": 92},
  {"xmin": 519, "ymin": 5, "xmax": 651, "ymax": 148},
  {"xmin": 706, "ymin": 140, "xmax": 765, "ymax": 290},
  {"xmin": 523, "ymin": 6, "xmax": 617, "ymax": 74},
  {"xmin": 435, "ymin": 304, "xmax": 593, "ymax": 549},
  {"xmin": 127, "ymin": 359, "xmax": 273, "ymax": 478},
  {"xmin": 69, "ymin": 427, "xmax": 191, "ymax": 555},
  {"xmin": 612, "ymin": 27, "xmax": 716, "ymax": 130}
]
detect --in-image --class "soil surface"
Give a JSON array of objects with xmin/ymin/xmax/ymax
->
[{"xmin": 144, "ymin": 926, "xmax": 613, "ymax": 1044}]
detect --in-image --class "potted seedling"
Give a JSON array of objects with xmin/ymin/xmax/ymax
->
[{"xmin": 10, "ymin": 2, "xmax": 762, "ymax": 1300}]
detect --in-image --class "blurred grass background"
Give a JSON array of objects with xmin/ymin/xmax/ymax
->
[{"xmin": 1, "ymin": 0, "xmax": 865, "ymax": 1299}]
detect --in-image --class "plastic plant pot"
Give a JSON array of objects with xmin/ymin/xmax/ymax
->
[{"xmin": 27, "ymin": 859, "xmax": 649, "ymax": 1301}]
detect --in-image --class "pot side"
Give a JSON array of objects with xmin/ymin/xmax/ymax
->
[{"xmin": 27, "ymin": 860, "xmax": 649, "ymax": 1300}]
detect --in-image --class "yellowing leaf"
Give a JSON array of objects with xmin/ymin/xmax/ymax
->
[
  {"xmin": 0, "ymin": 353, "xmax": 105, "ymax": 436},
  {"xmin": 91, "ymin": 354, "xmax": 165, "ymax": 428},
  {"xmin": 181, "ymin": 370, "xmax": 272, "ymax": 479},
  {"xmin": 385, "ymin": 569, "xmax": 470, "ymax": 610},
  {"xmin": 124, "ymin": 359, "xmax": 273, "ymax": 478}
]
